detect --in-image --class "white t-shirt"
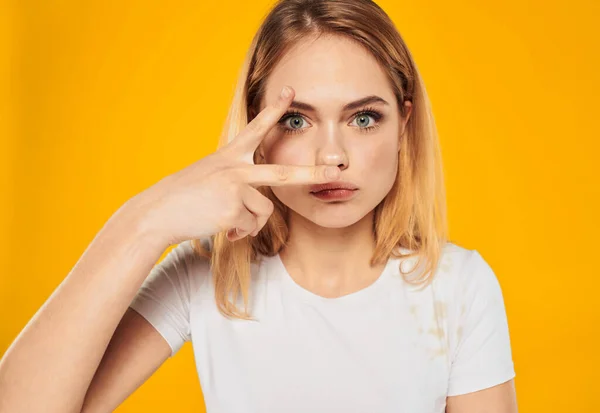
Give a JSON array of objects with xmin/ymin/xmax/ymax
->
[{"xmin": 129, "ymin": 238, "xmax": 515, "ymax": 413}]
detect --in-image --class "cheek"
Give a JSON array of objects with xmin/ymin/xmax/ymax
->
[
  {"xmin": 357, "ymin": 136, "xmax": 398, "ymax": 172},
  {"xmin": 263, "ymin": 133, "xmax": 312, "ymax": 165}
]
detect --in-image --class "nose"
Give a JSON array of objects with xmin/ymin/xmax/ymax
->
[{"xmin": 316, "ymin": 125, "xmax": 349, "ymax": 171}]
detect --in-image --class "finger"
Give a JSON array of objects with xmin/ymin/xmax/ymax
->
[
  {"xmin": 230, "ymin": 186, "xmax": 272, "ymax": 239},
  {"xmin": 226, "ymin": 227, "xmax": 238, "ymax": 241},
  {"xmin": 236, "ymin": 164, "xmax": 341, "ymax": 188},
  {"xmin": 227, "ymin": 208, "xmax": 258, "ymax": 242},
  {"xmin": 241, "ymin": 186, "xmax": 274, "ymax": 236},
  {"xmin": 227, "ymin": 227, "xmax": 247, "ymax": 242},
  {"xmin": 227, "ymin": 225, "xmax": 253, "ymax": 242},
  {"xmin": 229, "ymin": 85, "xmax": 295, "ymax": 155}
]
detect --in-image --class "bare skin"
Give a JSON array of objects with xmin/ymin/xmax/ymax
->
[
  {"xmin": 257, "ymin": 34, "xmax": 518, "ymax": 411},
  {"xmin": 0, "ymin": 29, "xmax": 517, "ymax": 413},
  {"xmin": 257, "ymin": 34, "xmax": 412, "ymax": 299},
  {"xmin": 0, "ymin": 85, "xmax": 339, "ymax": 413}
]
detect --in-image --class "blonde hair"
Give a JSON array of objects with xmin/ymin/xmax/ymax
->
[{"xmin": 192, "ymin": 0, "xmax": 449, "ymax": 320}]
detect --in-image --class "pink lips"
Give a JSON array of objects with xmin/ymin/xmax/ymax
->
[{"xmin": 309, "ymin": 181, "xmax": 359, "ymax": 193}]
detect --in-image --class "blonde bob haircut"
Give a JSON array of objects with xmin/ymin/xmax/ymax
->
[{"xmin": 191, "ymin": 0, "xmax": 449, "ymax": 320}]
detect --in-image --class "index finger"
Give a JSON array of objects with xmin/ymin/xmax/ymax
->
[
  {"xmin": 236, "ymin": 164, "xmax": 341, "ymax": 188},
  {"xmin": 229, "ymin": 85, "xmax": 295, "ymax": 154}
]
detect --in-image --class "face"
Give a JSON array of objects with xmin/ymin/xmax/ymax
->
[{"xmin": 257, "ymin": 34, "xmax": 412, "ymax": 229}]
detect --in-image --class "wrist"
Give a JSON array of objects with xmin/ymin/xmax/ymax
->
[{"xmin": 112, "ymin": 195, "xmax": 171, "ymax": 252}]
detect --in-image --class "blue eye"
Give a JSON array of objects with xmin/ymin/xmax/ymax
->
[
  {"xmin": 284, "ymin": 115, "xmax": 306, "ymax": 130},
  {"xmin": 349, "ymin": 109, "xmax": 383, "ymax": 133},
  {"xmin": 278, "ymin": 107, "xmax": 384, "ymax": 135},
  {"xmin": 278, "ymin": 111, "xmax": 309, "ymax": 135},
  {"xmin": 351, "ymin": 113, "xmax": 375, "ymax": 128}
]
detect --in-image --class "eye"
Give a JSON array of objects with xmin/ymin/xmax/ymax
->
[
  {"xmin": 349, "ymin": 109, "xmax": 383, "ymax": 133},
  {"xmin": 285, "ymin": 115, "xmax": 306, "ymax": 130},
  {"xmin": 354, "ymin": 110, "xmax": 382, "ymax": 129},
  {"xmin": 278, "ymin": 111, "xmax": 311, "ymax": 135},
  {"xmin": 351, "ymin": 113, "xmax": 375, "ymax": 128},
  {"xmin": 278, "ymin": 107, "xmax": 384, "ymax": 135}
]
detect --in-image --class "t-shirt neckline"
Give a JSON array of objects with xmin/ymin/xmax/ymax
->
[{"xmin": 271, "ymin": 251, "xmax": 396, "ymax": 307}]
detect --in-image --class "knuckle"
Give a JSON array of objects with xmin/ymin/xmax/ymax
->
[
  {"xmin": 230, "ymin": 180, "xmax": 243, "ymax": 197},
  {"xmin": 265, "ymin": 200, "xmax": 274, "ymax": 215},
  {"xmin": 222, "ymin": 193, "xmax": 244, "ymax": 222},
  {"xmin": 221, "ymin": 170, "xmax": 243, "ymax": 190},
  {"xmin": 223, "ymin": 206, "xmax": 239, "ymax": 224},
  {"xmin": 211, "ymin": 149, "xmax": 233, "ymax": 165},
  {"xmin": 247, "ymin": 118, "xmax": 264, "ymax": 134},
  {"xmin": 220, "ymin": 179, "xmax": 238, "ymax": 197},
  {"xmin": 311, "ymin": 166, "xmax": 320, "ymax": 181},
  {"xmin": 236, "ymin": 215, "xmax": 252, "ymax": 233},
  {"xmin": 230, "ymin": 206, "xmax": 247, "ymax": 226},
  {"xmin": 221, "ymin": 164, "xmax": 240, "ymax": 179},
  {"xmin": 274, "ymin": 164, "xmax": 289, "ymax": 181}
]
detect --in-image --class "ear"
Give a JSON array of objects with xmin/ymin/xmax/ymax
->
[
  {"xmin": 402, "ymin": 100, "xmax": 412, "ymax": 134},
  {"xmin": 398, "ymin": 100, "xmax": 413, "ymax": 151},
  {"xmin": 247, "ymin": 106, "xmax": 258, "ymax": 123},
  {"xmin": 399, "ymin": 100, "xmax": 412, "ymax": 138}
]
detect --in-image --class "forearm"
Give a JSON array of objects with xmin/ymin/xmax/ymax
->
[{"xmin": 0, "ymin": 201, "xmax": 167, "ymax": 413}]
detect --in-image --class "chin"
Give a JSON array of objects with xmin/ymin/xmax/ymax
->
[
  {"xmin": 289, "ymin": 204, "xmax": 370, "ymax": 229},
  {"xmin": 309, "ymin": 216, "xmax": 361, "ymax": 229},
  {"xmin": 274, "ymin": 190, "xmax": 378, "ymax": 228}
]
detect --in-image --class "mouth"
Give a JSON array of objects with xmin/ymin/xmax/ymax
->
[
  {"xmin": 309, "ymin": 186, "xmax": 358, "ymax": 202},
  {"xmin": 309, "ymin": 181, "xmax": 359, "ymax": 193}
]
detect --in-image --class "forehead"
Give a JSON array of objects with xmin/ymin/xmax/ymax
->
[{"xmin": 262, "ymin": 34, "xmax": 394, "ymax": 110}]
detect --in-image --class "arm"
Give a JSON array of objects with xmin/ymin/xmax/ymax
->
[
  {"xmin": 446, "ymin": 379, "xmax": 518, "ymax": 413},
  {"xmin": 0, "ymin": 199, "xmax": 171, "ymax": 413},
  {"xmin": 79, "ymin": 308, "xmax": 171, "ymax": 412}
]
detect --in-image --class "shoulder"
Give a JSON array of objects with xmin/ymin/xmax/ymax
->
[
  {"xmin": 154, "ymin": 237, "xmax": 213, "ymax": 295},
  {"xmin": 430, "ymin": 242, "xmax": 501, "ymax": 297},
  {"xmin": 429, "ymin": 243, "xmax": 510, "ymax": 342}
]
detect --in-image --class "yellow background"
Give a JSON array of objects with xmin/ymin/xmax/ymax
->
[{"xmin": 2, "ymin": 0, "xmax": 599, "ymax": 411}]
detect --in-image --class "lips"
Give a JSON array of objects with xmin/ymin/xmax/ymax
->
[{"xmin": 309, "ymin": 181, "xmax": 359, "ymax": 193}]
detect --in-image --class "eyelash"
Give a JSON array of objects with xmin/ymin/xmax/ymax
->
[{"xmin": 277, "ymin": 106, "xmax": 384, "ymax": 135}]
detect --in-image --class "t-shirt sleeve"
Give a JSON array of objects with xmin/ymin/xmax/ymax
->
[
  {"xmin": 447, "ymin": 249, "xmax": 516, "ymax": 396},
  {"xmin": 129, "ymin": 239, "xmax": 208, "ymax": 357}
]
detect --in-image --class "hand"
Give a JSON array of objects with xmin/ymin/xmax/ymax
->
[{"xmin": 130, "ymin": 85, "xmax": 341, "ymax": 246}]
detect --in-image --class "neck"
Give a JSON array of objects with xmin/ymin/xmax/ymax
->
[{"xmin": 278, "ymin": 210, "xmax": 386, "ymax": 298}]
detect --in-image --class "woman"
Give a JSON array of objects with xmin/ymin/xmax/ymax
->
[{"xmin": 0, "ymin": 0, "xmax": 517, "ymax": 412}]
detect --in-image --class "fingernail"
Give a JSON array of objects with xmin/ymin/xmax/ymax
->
[
  {"xmin": 280, "ymin": 86, "xmax": 291, "ymax": 99},
  {"xmin": 326, "ymin": 167, "xmax": 339, "ymax": 180}
]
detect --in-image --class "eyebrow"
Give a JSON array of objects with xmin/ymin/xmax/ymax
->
[{"xmin": 288, "ymin": 95, "xmax": 389, "ymax": 112}]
